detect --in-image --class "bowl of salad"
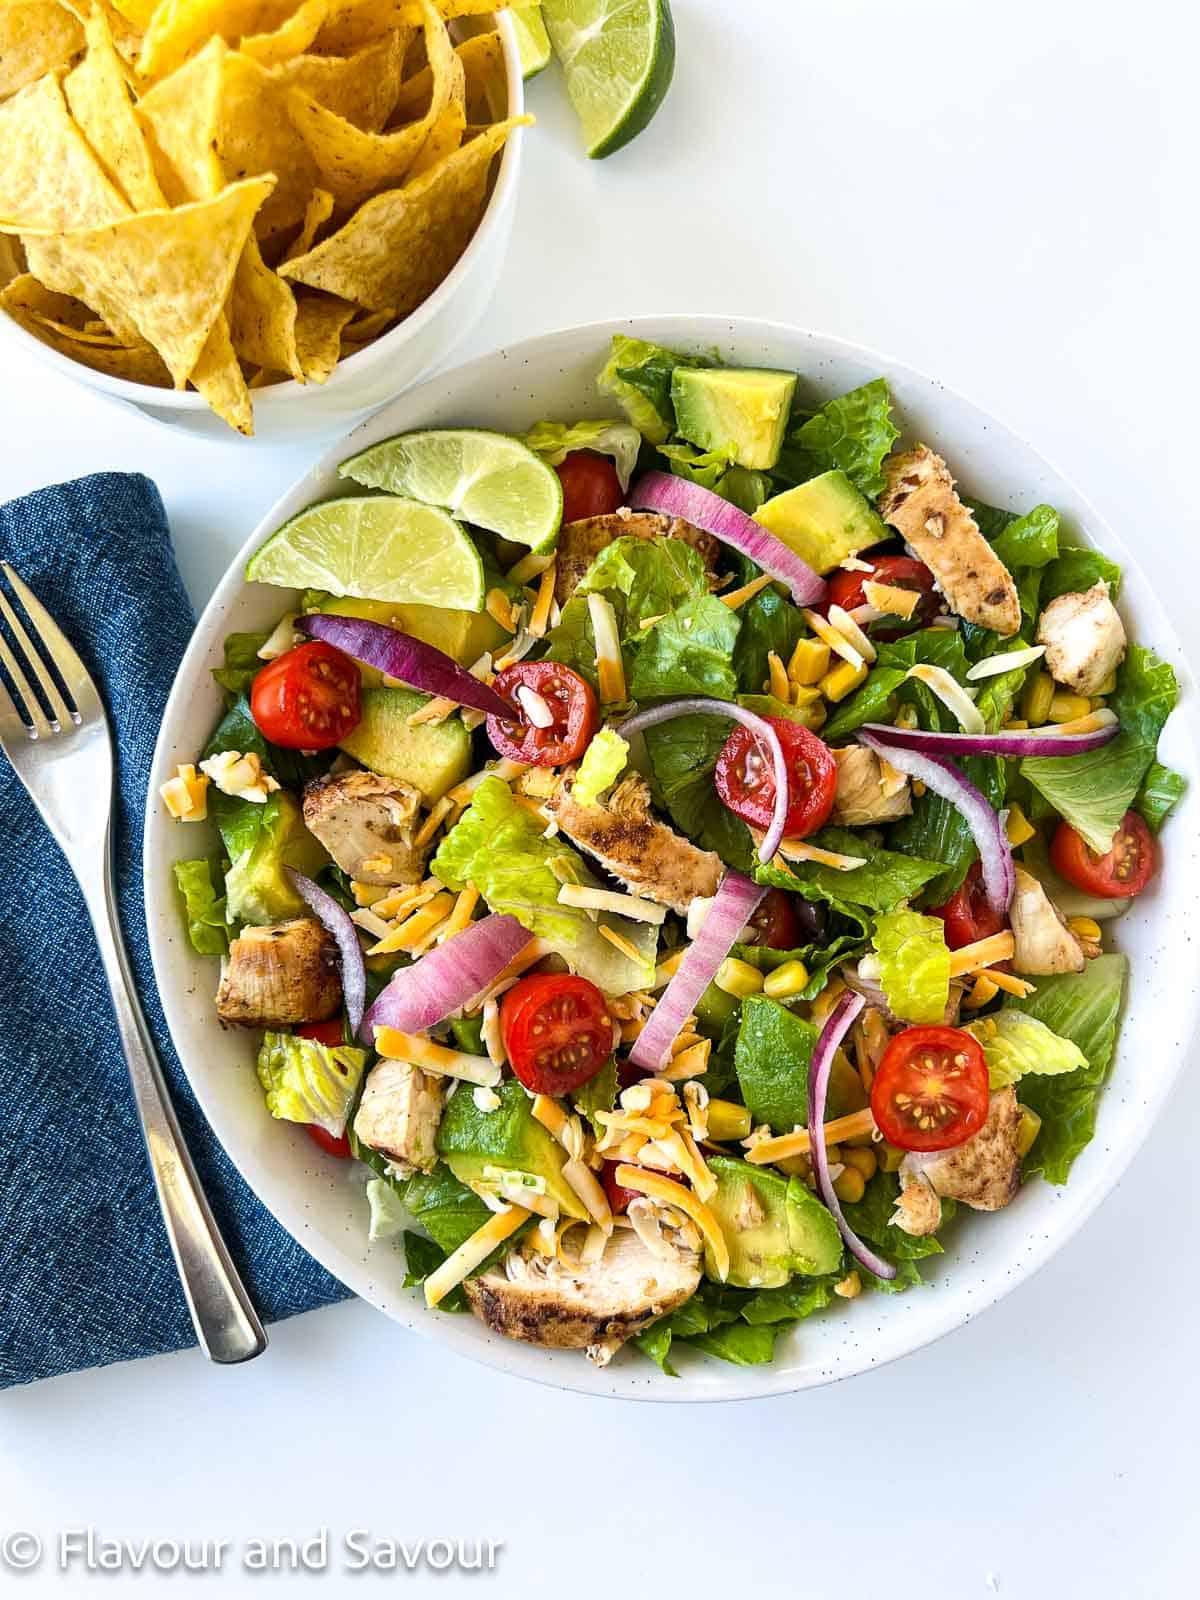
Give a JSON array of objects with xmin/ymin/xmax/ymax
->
[{"xmin": 146, "ymin": 316, "xmax": 1198, "ymax": 1398}]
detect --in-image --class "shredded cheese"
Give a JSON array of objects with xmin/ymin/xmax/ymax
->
[
  {"xmin": 527, "ymin": 564, "xmax": 557, "ymax": 638},
  {"xmin": 562, "ymin": 1157, "xmax": 614, "ymax": 1234},
  {"xmin": 515, "ymin": 684, "xmax": 554, "ymax": 728},
  {"xmin": 506, "ymin": 550, "xmax": 555, "ymax": 584},
  {"xmin": 803, "ymin": 608, "xmax": 864, "ymax": 671},
  {"xmin": 947, "ymin": 930, "xmax": 1016, "ymax": 977},
  {"xmin": 1029, "ymin": 708, "xmax": 1118, "ymax": 737},
  {"xmin": 613, "ymin": 1166, "xmax": 730, "ymax": 1280},
  {"xmin": 826, "ymin": 604, "xmax": 877, "ymax": 665},
  {"xmin": 986, "ymin": 970, "xmax": 1037, "ymax": 998},
  {"xmin": 588, "ymin": 592, "xmax": 626, "ymax": 704},
  {"xmin": 424, "ymin": 1206, "xmax": 529, "ymax": 1307},
  {"xmin": 720, "ymin": 573, "xmax": 773, "ymax": 610},
  {"xmin": 862, "ymin": 580, "xmax": 919, "ymax": 620},
  {"xmin": 597, "ymin": 924, "xmax": 642, "ymax": 964},
  {"xmin": 367, "ymin": 892, "xmax": 455, "ymax": 955},
  {"xmin": 966, "ymin": 643, "xmax": 1046, "ymax": 681},
  {"xmin": 485, "ymin": 588, "xmax": 518, "ymax": 631},
  {"xmin": 907, "ymin": 664, "xmax": 985, "ymax": 734},
  {"xmin": 744, "ymin": 1107, "xmax": 876, "ymax": 1165},
  {"xmin": 658, "ymin": 1038, "xmax": 712, "ymax": 1081},
  {"xmin": 556, "ymin": 882, "xmax": 667, "ymax": 925},
  {"xmin": 531, "ymin": 1094, "xmax": 569, "ymax": 1141},
  {"xmin": 438, "ymin": 886, "xmax": 480, "ymax": 944},
  {"xmin": 776, "ymin": 838, "xmax": 868, "ymax": 871},
  {"xmin": 256, "ymin": 613, "xmax": 301, "ymax": 659},
  {"xmin": 414, "ymin": 795, "xmax": 455, "ymax": 848},
  {"xmin": 374, "ymin": 1028, "xmax": 502, "ymax": 1087}
]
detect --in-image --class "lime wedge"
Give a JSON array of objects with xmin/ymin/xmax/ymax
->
[
  {"xmin": 339, "ymin": 429, "xmax": 563, "ymax": 552},
  {"xmin": 245, "ymin": 497, "xmax": 485, "ymax": 610},
  {"xmin": 542, "ymin": 0, "xmax": 675, "ymax": 159},
  {"xmin": 511, "ymin": 5, "xmax": 552, "ymax": 77}
]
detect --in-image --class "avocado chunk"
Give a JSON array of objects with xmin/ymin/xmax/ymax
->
[
  {"xmin": 223, "ymin": 791, "xmax": 329, "ymax": 926},
  {"xmin": 704, "ymin": 1156, "xmax": 842, "ymax": 1286},
  {"xmin": 753, "ymin": 469, "xmax": 887, "ymax": 575},
  {"xmin": 338, "ymin": 686, "xmax": 471, "ymax": 803},
  {"xmin": 437, "ymin": 1079, "xmax": 588, "ymax": 1221},
  {"xmin": 318, "ymin": 594, "xmax": 508, "ymax": 684},
  {"xmin": 671, "ymin": 367, "xmax": 798, "ymax": 471}
]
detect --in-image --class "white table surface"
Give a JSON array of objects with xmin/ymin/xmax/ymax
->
[{"xmin": 2, "ymin": 2, "xmax": 1198, "ymax": 1594}]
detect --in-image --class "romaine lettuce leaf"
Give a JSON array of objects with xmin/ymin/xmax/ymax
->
[
  {"xmin": 542, "ymin": 595, "xmax": 600, "ymax": 689},
  {"xmin": 989, "ymin": 503, "xmax": 1060, "ymax": 571},
  {"xmin": 732, "ymin": 931, "xmax": 869, "ymax": 1002},
  {"xmin": 966, "ymin": 1010, "xmax": 1088, "ymax": 1089},
  {"xmin": 872, "ymin": 910, "xmax": 950, "ymax": 1024},
  {"xmin": 733, "ymin": 995, "xmax": 819, "ymax": 1132},
  {"xmin": 172, "ymin": 858, "xmax": 229, "ymax": 956},
  {"xmin": 732, "ymin": 585, "xmax": 806, "ymax": 696},
  {"xmin": 1135, "ymin": 761, "xmax": 1186, "ymax": 831},
  {"xmin": 212, "ymin": 630, "xmax": 269, "ymax": 702},
  {"xmin": 821, "ymin": 627, "xmax": 970, "ymax": 740},
  {"xmin": 644, "ymin": 713, "xmax": 755, "ymax": 872},
  {"xmin": 1040, "ymin": 545, "xmax": 1121, "ymax": 605},
  {"xmin": 888, "ymin": 754, "xmax": 1005, "ymax": 906},
  {"xmin": 629, "ymin": 594, "xmax": 739, "ymax": 701},
  {"xmin": 366, "ymin": 1177, "xmax": 407, "ymax": 1242},
  {"xmin": 523, "ymin": 418, "xmax": 642, "ymax": 489},
  {"xmin": 840, "ymin": 1170, "xmax": 952, "ymax": 1271},
  {"xmin": 753, "ymin": 827, "xmax": 947, "ymax": 912},
  {"xmin": 576, "ymin": 534, "xmax": 709, "ymax": 638},
  {"xmin": 658, "ymin": 438, "xmax": 734, "ymax": 490},
  {"xmin": 597, "ymin": 335, "xmax": 711, "ymax": 444},
  {"xmin": 572, "ymin": 729, "xmax": 629, "ymax": 807},
  {"xmin": 571, "ymin": 1056, "xmax": 617, "ymax": 1132},
  {"xmin": 256, "ymin": 1032, "xmax": 367, "ymax": 1139},
  {"xmin": 775, "ymin": 378, "xmax": 899, "ymax": 499}
]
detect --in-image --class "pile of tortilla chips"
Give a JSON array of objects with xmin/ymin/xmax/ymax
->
[{"xmin": 0, "ymin": 0, "xmax": 529, "ymax": 433}]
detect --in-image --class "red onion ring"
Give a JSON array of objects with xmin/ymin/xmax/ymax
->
[
  {"xmin": 361, "ymin": 913, "xmax": 532, "ymax": 1043},
  {"xmin": 299, "ymin": 613, "xmax": 512, "ymax": 719},
  {"xmin": 860, "ymin": 717, "xmax": 1119, "ymax": 760},
  {"xmin": 288, "ymin": 869, "xmax": 367, "ymax": 1036}
]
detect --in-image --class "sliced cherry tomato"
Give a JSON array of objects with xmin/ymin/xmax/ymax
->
[
  {"xmin": 928, "ymin": 861, "xmax": 1007, "ymax": 950},
  {"xmin": 250, "ymin": 640, "xmax": 361, "ymax": 750},
  {"xmin": 306, "ymin": 1124, "xmax": 352, "ymax": 1158},
  {"xmin": 1049, "ymin": 811, "xmax": 1155, "ymax": 898},
  {"xmin": 486, "ymin": 660, "xmax": 599, "ymax": 767},
  {"xmin": 556, "ymin": 450, "xmax": 624, "ymax": 524},
  {"xmin": 601, "ymin": 1162, "xmax": 640, "ymax": 1215},
  {"xmin": 715, "ymin": 716, "xmax": 837, "ymax": 838},
  {"xmin": 296, "ymin": 1020, "xmax": 346, "ymax": 1046},
  {"xmin": 822, "ymin": 555, "xmax": 939, "ymax": 635},
  {"xmin": 499, "ymin": 973, "xmax": 615, "ymax": 1096},
  {"xmin": 746, "ymin": 888, "xmax": 802, "ymax": 948},
  {"xmin": 870, "ymin": 1025, "xmax": 990, "ymax": 1153}
]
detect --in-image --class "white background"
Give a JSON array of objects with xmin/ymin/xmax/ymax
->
[{"xmin": 2, "ymin": 1, "xmax": 1198, "ymax": 1594}]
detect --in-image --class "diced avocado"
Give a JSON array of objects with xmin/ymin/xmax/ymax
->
[
  {"xmin": 223, "ymin": 792, "xmax": 329, "ymax": 926},
  {"xmin": 436, "ymin": 1079, "xmax": 588, "ymax": 1221},
  {"xmin": 317, "ymin": 594, "xmax": 508, "ymax": 686},
  {"xmin": 704, "ymin": 1156, "xmax": 841, "ymax": 1286},
  {"xmin": 784, "ymin": 1176, "xmax": 843, "ymax": 1276},
  {"xmin": 337, "ymin": 686, "xmax": 471, "ymax": 803},
  {"xmin": 753, "ymin": 469, "xmax": 888, "ymax": 574},
  {"xmin": 671, "ymin": 367, "xmax": 798, "ymax": 471}
]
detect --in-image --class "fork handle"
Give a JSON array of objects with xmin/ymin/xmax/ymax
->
[{"xmin": 82, "ymin": 852, "xmax": 268, "ymax": 1366}]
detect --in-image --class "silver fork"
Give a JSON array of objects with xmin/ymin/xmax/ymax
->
[{"xmin": 0, "ymin": 562, "xmax": 266, "ymax": 1366}]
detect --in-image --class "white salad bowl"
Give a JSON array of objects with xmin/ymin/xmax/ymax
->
[{"xmin": 145, "ymin": 317, "xmax": 1200, "ymax": 1400}]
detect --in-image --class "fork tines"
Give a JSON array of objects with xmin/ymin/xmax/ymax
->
[{"xmin": 0, "ymin": 564, "xmax": 84, "ymax": 740}]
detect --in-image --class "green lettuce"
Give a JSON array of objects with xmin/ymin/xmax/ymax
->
[
  {"xmin": 1135, "ymin": 761, "xmax": 1186, "ymax": 831},
  {"xmin": 634, "ymin": 1274, "xmax": 838, "ymax": 1375},
  {"xmin": 576, "ymin": 534, "xmax": 709, "ymax": 636},
  {"xmin": 888, "ymin": 754, "xmax": 1004, "ymax": 906},
  {"xmin": 775, "ymin": 378, "xmax": 898, "ymax": 499},
  {"xmin": 872, "ymin": 910, "xmax": 950, "ymax": 1024},
  {"xmin": 212, "ymin": 630, "xmax": 269, "ymax": 702},
  {"xmin": 572, "ymin": 729, "xmax": 629, "ymax": 807},
  {"xmin": 754, "ymin": 827, "xmax": 947, "ymax": 912},
  {"xmin": 523, "ymin": 418, "xmax": 642, "ymax": 489},
  {"xmin": 840, "ymin": 1170, "xmax": 952, "ymax": 1288},
  {"xmin": 644, "ymin": 713, "xmax": 755, "ymax": 871},
  {"xmin": 365, "ymin": 1177, "xmax": 407, "ymax": 1242},
  {"xmin": 1021, "ymin": 644, "xmax": 1178, "ymax": 852},
  {"xmin": 172, "ymin": 858, "xmax": 229, "ymax": 956},
  {"xmin": 966, "ymin": 1010, "xmax": 1088, "ymax": 1089},
  {"xmin": 989, "ymin": 503, "xmax": 1060, "ymax": 572},
  {"xmin": 1040, "ymin": 545, "xmax": 1121, "ymax": 605},
  {"xmin": 734, "ymin": 996, "xmax": 819, "ymax": 1132},
  {"xmin": 597, "ymin": 335, "xmax": 711, "ymax": 444},
  {"xmin": 571, "ymin": 1056, "xmax": 617, "ymax": 1132},
  {"xmin": 821, "ymin": 627, "xmax": 969, "ymax": 740},
  {"xmin": 256, "ymin": 1032, "xmax": 367, "ymax": 1139},
  {"xmin": 432, "ymin": 776, "xmax": 657, "ymax": 990},
  {"xmin": 732, "ymin": 932, "xmax": 869, "ymax": 1003},
  {"xmin": 658, "ymin": 438, "xmax": 734, "ymax": 490},
  {"xmin": 732, "ymin": 585, "xmax": 805, "ymax": 695},
  {"xmin": 629, "ymin": 594, "xmax": 739, "ymax": 701}
]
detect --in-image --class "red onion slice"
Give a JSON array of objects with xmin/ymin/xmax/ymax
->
[
  {"xmin": 628, "ymin": 470, "xmax": 827, "ymax": 607},
  {"xmin": 288, "ymin": 869, "xmax": 367, "ymax": 1036},
  {"xmin": 808, "ymin": 989, "xmax": 896, "ymax": 1281},
  {"xmin": 861, "ymin": 717, "xmax": 1118, "ymax": 760},
  {"xmin": 300, "ymin": 613, "xmax": 512, "ymax": 720},
  {"xmin": 627, "ymin": 871, "xmax": 766, "ymax": 1072},
  {"xmin": 619, "ymin": 697, "xmax": 790, "ymax": 864},
  {"xmin": 858, "ymin": 731, "xmax": 1015, "ymax": 915},
  {"xmin": 361, "ymin": 913, "xmax": 532, "ymax": 1043}
]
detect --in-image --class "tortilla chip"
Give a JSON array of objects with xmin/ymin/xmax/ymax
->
[
  {"xmin": 278, "ymin": 114, "xmax": 525, "ymax": 310},
  {"xmin": 240, "ymin": 0, "xmax": 328, "ymax": 65},
  {"xmin": 228, "ymin": 229, "xmax": 303, "ymax": 378},
  {"xmin": 312, "ymin": 0, "xmax": 411, "ymax": 54},
  {"xmin": 393, "ymin": 28, "xmax": 497, "ymax": 124},
  {"xmin": 405, "ymin": 96, "xmax": 463, "ymax": 178},
  {"xmin": 1, "ymin": 272, "xmax": 170, "ymax": 381},
  {"xmin": 0, "ymin": 233, "xmax": 27, "ymax": 287},
  {"xmin": 282, "ymin": 185, "xmax": 334, "ymax": 260},
  {"xmin": 109, "ymin": 0, "xmax": 156, "ymax": 29},
  {"xmin": 22, "ymin": 175, "xmax": 274, "ymax": 385},
  {"xmin": 0, "ymin": 1, "xmax": 84, "ymax": 98},
  {"xmin": 59, "ymin": 0, "xmax": 142, "ymax": 62},
  {"xmin": 0, "ymin": 270, "xmax": 88, "ymax": 324},
  {"xmin": 217, "ymin": 49, "xmax": 319, "ymax": 239},
  {"xmin": 64, "ymin": 11, "xmax": 166, "ymax": 211},
  {"xmin": 292, "ymin": 289, "xmax": 354, "ymax": 380},
  {"xmin": 267, "ymin": 28, "xmax": 406, "ymax": 131},
  {"xmin": 0, "ymin": 74, "xmax": 129, "ymax": 229},
  {"xmin": 285, "ymin": 0, "xmax": 458, "ymax": 208},
  {"xmin": 137, "ymin": 0, "xmax": 297, "ymax": 78},
  {"xmin": 188, "ymin": 311, "xmax": 254, "ymax": 432},
  {"xmin": 136, "ymin": 35, "xmax": 226, "ymax": 204}
]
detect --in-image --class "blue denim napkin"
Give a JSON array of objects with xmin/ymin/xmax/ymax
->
[{"xmin": 0, "ymin": 474, "xmax": 352, "ymax": 1390}]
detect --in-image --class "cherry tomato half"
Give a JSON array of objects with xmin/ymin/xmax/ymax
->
[
  {"xmin": 1049, "ymin": 810, "xmax": 1155, "ymax": 899},
  {"xmin": 601, "ymin": 1162, "xmax": 641, "ymax": 1215},
  {"xmin": 715, "ymin": 716, "xmax": 837, "ymax": 838},
  {"xmin": 823, "ymin": 555, "xmax": 940, "ymax": 635},
  {"xmin": 250, "ymin": 640, "xmax": 361, "ymax": 750},
  {"xmin": 486, "ymin": 660, "xmax": 599, "ymax": 767},
  {"xmin": 556, "ymin": 450, "xmax": 624, "ymax": 524},
  {"xmin": 499, "ymin": 973, "xmax": 615, "ymax": 1097},
  {"xmin": 870, "ymin": 1025, "xmax": 990, "ymax": 1153},
  {"xmin": 746, "ymin": 888, "xmax": 802, "ymax": 948},
  {"xmin": 305, "ymin": 1124, "xmax": 352, "ymax": 1159},
  {"xmin": 928, "ymin": 862, "xmax": 1007, "ymax": 951},
  {"xmin": 296, "ymin": 1020, "xmax": 346, "ymax": 1046}
]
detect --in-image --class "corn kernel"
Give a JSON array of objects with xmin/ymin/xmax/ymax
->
[
  {"xmin": 775, "ymin": 1154, "xmax": 811, "ymax": 1178},
  {"xmin": 767, "ymin": 650, "xmax": 790, "ymax": 701},
  {"xmin": 819, "ymin": 659, "xmax": 869, "ymax": 702},
  {"xmin": 707, "ymin": 1100, "xmax": 753, "ymax": 1142},
  {"xmin": 834, "ymin": 1270, "xmax": 862, "ymax": 1300},
  {"xmin": 763, "ymin": 959, "xmax": 810, "ymax": 1001},
  {"xmin": 895, "ymin": 703, "xmax": 920, "ymax": 731},
  {"xmin": 715, "ymin": 957, "xmax": 764, "ymax": 999},
  {"xmin": 877, "ymin": 1141, "xmax": 905, "ymax": 1173},
  {"xmin": 1004, "ymin": 803, "xmax": 1036, "ymax": 847},
  {"xmin": 841, "ymin": 1147, "xmax": 877, "ymax": 1182},
  {"xmin": 787, "ymin": 637, "xmax": 831, "ymax": 686},
  {"xmin": 832, "ymin": 1167, "xmax": 866, "ymax": 1204},
  {"xmin": 1068, "ymin": 916, "xmax": 1102, "ymax": 943},
  {"xmin": 1094, "ymin": 670, "xmax": 1118, "ymax": 696},
  {"xmin": 1022, "ymin": 670, "xmax": 1055, "ymax": 726},
  {"xmin": 1049, "ymin": 691, "xmax": 1091, "ymax": 723},
  {"xmin": 1015, "ymin": 1104, "xmax": 1042, "ymax": 1158}
]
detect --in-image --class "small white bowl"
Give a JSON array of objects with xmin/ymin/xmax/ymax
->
[
  {"xmin": 0, "ymin": 13, "xmax": 525, "ymax": 441},
  {"xmin": 146, "ymin": 317, "xmax": 1200, "ymax": 1400}
]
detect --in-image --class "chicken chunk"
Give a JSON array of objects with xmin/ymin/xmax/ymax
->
[
  {"xmin": 830, "ymin": 745, "xmax": 912, "ymax": 826},
  {"xmin": 879, "ymin": 446, "xmax": 1021, "ymax": 636},
  {"xmin": 352, "ymin": 1059, "xmax": 442, "ymax": 1174},
  {"xmin": 897, "ymin": 1088, "xmax": 1023, "ymax": 1221},
  {"xmin": 302, "ymin": 770, "xmax": 426, "ymax": 886},
  {"xmin": 216, "ymin": 918, "xmax": 341, "ymax": 1027},
  {"xmin": 1009, "ymin": 865, "xmax": 1085, "ymax": 975},
  {"xmin": 550, "ymin": 773, "xmax": 721, "ymax": 915},
  {"xmin": 1036, "ymin": 581, "xmax": 1126, "ymax": 697},
  {"xmin": 464, "ymin": 1227, "xmax": 700, "ymax": 1365},
  {"xmin": 554, "ymin": 509, "xmax": 720, "ymax": 605}
]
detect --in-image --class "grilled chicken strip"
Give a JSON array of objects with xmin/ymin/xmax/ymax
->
[
  {"xmin": 216, "ymin": 918, "xmax": 341, "ymax": 1027},
  {"xmin": 303, "ymin": 770, "xmax": 427, "ymax": 887},
  {"xmin": 830, "ymin": 745, "xmax": 911, "ymax": 826},
  {"xmin": 554, "ymin": 509, "xmax": 720, "ymax": 605},
  {"xmin": 550, "ymin": 773, "xmax": 722, "ymax": 916},
  {"xmin": 879, "ymin": 446, "xmax": 1021, "ymax": 636},
  {"xmin": 894, "ymin": 1088, "xmax": 1023, "ymax": 1234},
  {"xmin": 1036, "ymin": 581, "xmax": 1126, "ymax": 697},
  {"xmin": 1009, "ymin": 865, "xmax": 1085, "ymax": 975},
  {"xmin": 352, "ymin": 1059, "xmax": 442, "ymax": 1175},
  {"xmin": 464, "ymin": 1228, "xmax": 701, "ymax": 1365}
]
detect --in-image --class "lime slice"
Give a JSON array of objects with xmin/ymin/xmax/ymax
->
[
  {"xmin": 339, "ymin": 429, "xmax": 563, "ymax": 552},
  {"xmin": 511, "ymin": 5, "xmax": 552, "ymax": 77},
  {"xmin": 542, "ymin": 0, "xmax": 675, "ymax": 159},
  {"xmin": 245, "ymin": 497, "xmax": 485, "ymax": 610}
]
